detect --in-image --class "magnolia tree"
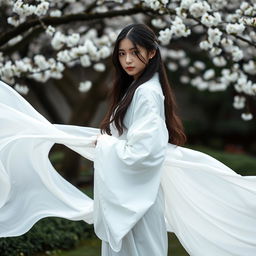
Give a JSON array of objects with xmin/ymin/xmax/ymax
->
[{"xmin": 0, "ymin": 0, "xmax": 256, "ymax": 122}]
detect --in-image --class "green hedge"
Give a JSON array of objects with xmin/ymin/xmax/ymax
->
[
  {"xmin": 187, "ymin": 145, "xmax": 256, "ymax": 176},
  {"xmin": 0, "ymin": 217, "xmax": 94, "ymax": 256}
]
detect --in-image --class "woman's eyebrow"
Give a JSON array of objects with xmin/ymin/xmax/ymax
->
[{"xmin": 119, "ymin": 47, "xmax": 137, "ymax": 51}]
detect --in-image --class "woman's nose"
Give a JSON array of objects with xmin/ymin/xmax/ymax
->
[{"xmin": 125, "ymin": 54, "xmax": 132, "ymax": 63}]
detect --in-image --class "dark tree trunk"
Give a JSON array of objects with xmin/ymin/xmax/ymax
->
[{"xmin": 60, "ymin": 67, "xmax": 111, "ymax": 185}]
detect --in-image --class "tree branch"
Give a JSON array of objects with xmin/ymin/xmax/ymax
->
[
  {"xmin": 183, "ymin": 14, "xmax": 256, "ymax": 48},
  {"xmin": 0, "ymin": 7, "xmax": 156, "ymax": 47},
  {"xmin": 1, "ymin": 25, "xmax": 43, "ymax": 54}
]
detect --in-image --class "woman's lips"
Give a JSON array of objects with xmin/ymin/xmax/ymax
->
[{"xmin": 126, "ymin": 67, "xmax": 135, "ymax": 71}]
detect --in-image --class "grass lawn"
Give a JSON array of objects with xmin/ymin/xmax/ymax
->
[{"xmin": 37, "ymin": 232, "xmax": 189, "ymax": 256}]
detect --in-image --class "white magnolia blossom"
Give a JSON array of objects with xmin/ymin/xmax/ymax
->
[
  {"xmin": 14, "ymin": 84, "xmax": 29, "ymax": 95},
  {"xmin": 70, "ymin": 45, "xmax": 88, "ymax": 57},
  {"xmin": 0, "ymin": 61, "xmax": 15, "ymax": 83},
  {"xmin": 180, "ymin": 0, "xmax": 196, "ymax": 9},
  {"xmin": 233, "ymin": 95, "xmax": 246, "ymax": 109},
  {"xmin": 50, "ymin": 10, "xmax": 62, "ymax": 17},
  {"xmin": 189, "ymin": 1, "xmax": 211, "ymax": 18},
  {"xmin": 79, "ymin": 81, "xmax": 92, "ymax": 93},
  {"xmin": 220, "ymin": 38, "xmax": 234, "ymax": 51},
  {"xmin": 98, "ymin": 46, "xmax": 111, "ymax": 59},
  {"xmin": 203, "ymin": 69, "xmax": 215, "ymax": 80},
  {"xmin": 95, "ymin": 35, "xmax": 111, "ymax": 47},
  {"xmin": 85, "ymin": 40, "xmax": 99, "ymax": 61},
  {"xmin": 34, "ymin": 55, "xmax": 50, "ymax": 70},
  {"xmin": 241, "ymin": 112, "xmax": 253, "ymax": 121},
  {"xmin": 13, "ymin": 0, "xmax": 49, "ymax": 17},
  {"xmin": 207, "ymin": 28, "xmax": 222, "ymax": 45},
  {"xmin": 194, "ymin": 61, "xmax": 205, "ymax": 70},
  {"xmin": 167, "ymin": 62, "xmax": 178, "ymax": 71},
  {"xmin": 199, "ymin": 40, "xmax": 212, "ymax": 51},
  {"xmin": 93, "ymin": 63, "xmax": 106, "ymax": 72},
  {"xmin": 80, "ymin": 55, "xmax": 91, "ymax": 67},
  {"xmin": 13, "ymin": 0, "xmax": 36, "ymax": 17},
  {"xmin": 180, "ymin": 75, "xmax": 190, "ymax": 84},
  {"xmin": 179, "ymin": 57, "xmax": 190, "ymax": 67},
  {"xmin": 46, "ymin": 26, "xmax": 56, "ymax": 36},
  {"xmin": 50, "ymin": 61, "xmax": 65, "ymax": 79},
  {"xmin": 233, "ymin": 74, "xmax": 255, "ymax": 96},
  {"xmin": 243, "ymin": 61, "xmax": 256, "ymax": 75},
  {"xmin": 171, "ymin": 17, "xmax": 191, "ymax": 38},
  {"xmin": 243, "ymin": 17, "xmax": 256, "ymax": 26},
  {"xmin": 7, "ymin": 16, "xmax": 24, "ymax": 27},
  {"xmin": 226, "ymin": 13, "xmax": 241, "ymax": 23},
  {"xmin": 221, "ymin": 69, "xmax": 238, "ymax": 84},
  {"xmin": 208, "ymin": 81, "xmax": 227, "ymax": 92},
  {"xmin": 231, "ymin": 46, "xmax": 243, "ymax": 62},
  {"xmin": 175, "ymin": 6, "xmax": 188, "ymax": 18},
  {"xmin": 34, "ymin": 2, "xmax": 50, "ymax": 16},
  {"xmin": 226, "ymin": 23, "xmax": 246, "ymax": 35},
  {"xmin": 151, "ymin": 18, "xmax": 166, "ymax": 28},
  {"xmin": 66, "ymin": 34, "xmax": 80, "ymax": 47},
  {"xmin": 8, "ymin": 35, "xmax": 22, "ymax": 46},
  {"xmin": 167, "ymin": 49, "xmax": 186, "ymax": 59},
  {"xmin": 188, "ymin": 66, "xmax": 196, "ymax": 74},
  {"xmin": 201, "ymin": 12, "xmax": 222, "ymax": 27},
  {"xmin": 209, "ymin": 47, "xmax": 222, "ymax": 57},
  {"xmin": 51, "ymin": 31, "xmax": 66, "ymax": 50},
  {"xmin": 158, "ymin": 28, "xmax": 172, "ymax": 45},
  {"xmin": 240, "ymin": 2, "xmax": 250, "ymax": 11},
  {"xmin": 213, "ymin": 56, "xmax": 227, "ymax": 67},
  {"xmin": 191, "ymin": 76, "xmax": 208, "ymax": 90},
  {"xmin": 143, "ymin": 0, "xmax": 168, "ymax": 11},
  {"xmin": 95, "ymin": 5, "xmax": 108, "ymax": 13},
  {"xmin": 57, "ymin": 50, "xmax": 72, "ymax": 63},
  {"xmin": 14, "ymin": 58, "xmax": 32, "ymax": 76}
]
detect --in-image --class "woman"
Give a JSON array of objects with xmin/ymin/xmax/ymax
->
[
  {"xmin": 0, "ymin": 24, "xmax": 256, "ymax": 256},
  {"xmin": 93, "ymin": 23, "xmax": 186, "ymax": 255}
]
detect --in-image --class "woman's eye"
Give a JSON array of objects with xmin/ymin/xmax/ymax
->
[
  {"xmin": 132, "ymin": 50, "xmax": 139, "ymax": 55},
  {"xmin": 118, "ymin": 52, "xmax": 125, "ymax": 56}
]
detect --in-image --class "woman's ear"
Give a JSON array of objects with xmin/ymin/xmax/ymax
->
[{"xmin": 149, "ymin": 49, "xmax": 156, "ymax": 60}]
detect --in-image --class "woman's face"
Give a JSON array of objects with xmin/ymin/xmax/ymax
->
[{"xmin": 118, "ymin": 38, "xmax": 155, "ymax": 80}]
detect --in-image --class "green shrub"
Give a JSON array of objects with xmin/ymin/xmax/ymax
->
[
  {"xmin": 187, "ymin": 145, "xmax": 256, "ymax": 176},
  {"xmin": 0, "ymin": 217, "xmax": 94, "ymax": 256}
]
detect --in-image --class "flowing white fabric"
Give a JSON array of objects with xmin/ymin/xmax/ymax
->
[
  {"xmin": 0, "ymin": 77, "xmax": 256, "ymax": 256},
  {"xmin": 0, "ymin": 81, "xmax": 96, "ymax": 235},
  {"xmin": 162, "ymin": 145, "xmax": 256, "ymax": 256}
]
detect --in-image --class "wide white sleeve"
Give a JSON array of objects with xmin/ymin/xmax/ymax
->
[
  {"xmin": 98, "ymin": 87, "xmax": 168, "ymax": 168},
  {"xmin": 93, "ymin": 87, "xmax": 169, "ymax": 252}
]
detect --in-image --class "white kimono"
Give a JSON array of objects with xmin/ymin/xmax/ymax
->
[
  {"xmin": 0, "ymin": 73, "xmax": 256, "ymax": 256},
  {"xmin": 94, "ymin": 73, "xmax": 169, "ymax": 254}
]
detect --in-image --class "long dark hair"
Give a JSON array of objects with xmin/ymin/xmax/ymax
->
[{"xmin": 100, "ymin": 24, "xmax": 187, "ymax": 146}]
